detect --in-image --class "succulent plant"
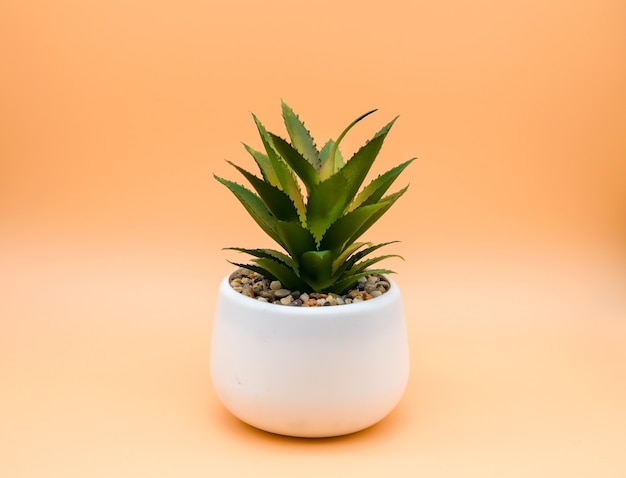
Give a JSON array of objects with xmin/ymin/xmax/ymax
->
[{"xmin": 215, "ymin": 101, "xmax": 414, "ymax": 294}]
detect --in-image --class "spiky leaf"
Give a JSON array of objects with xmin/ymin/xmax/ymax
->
[
  {"xmin": 319, "ymin": 202, "xmax": 387, "ymax": 252},
  {"xmin": 252, "ymin": 257, "xmax": 309, "ymax": 290},
  {"xmin": 225, "ymin": 247, "xmax": 298, "ymax": 273},
  {"xmin": 319, "ymin": 139, "xmax": 345, "ymax": 171},
  {"xmin": 347, "ymin": 254, "xmax": 403, "ymax": 275},
  {"xmin": 320, "ymin": 186, "xmax": 408, "ymax": 252},
  {"xmin": 349, "ymin": 158, "xmax": 415, "ymax": 212},
  {"xmin": 339, "ymin": 117, "xmax": 398, "ymax": 204},
  {"xmin": 342, "ymin": 187, "xmax": 408, "ymax": 252},
  {"xmin": 214, "ymin": 175, "xmax": 283, "ymax": 246},
  {"xmin": 242, "ymin": 143, "xmax": 280, "ymax": 187},
  {"xmin": 269, "ymin": 134, "xmax": 319, "ymax": 192},
  {"xmin": 274, "ymin": 220, "xmax": 317, "ymax": 260},
  {"xmin": 319, "ymin": 109, "xmax": 377, "ymax": 180},
  {"xmin": 217, "ymin": 102, "xmax": 414, "ymax": 295},
  {"xmin": 305, "ymin": 170, "xmax": 350, "ymax": 244},
  {"xmin": 252, "ymin": 115, "xmax": 307, "ymax": 221},
  {"xmin": 281, "ymin": 100, "xmax": 320, "ymax": 169},
  {"xmin": 299, "ymin": 250, "xmax": 333, "ymax": 292},
  {"xmin": 227, "ymin": 161, "xmax": 299, "ymax": 222},
  {"xmin": 344, "ymin": 241, "xmax": 399, "ymax": 269},
  {"xmin": 335, "ymin": 241, "xmax": 398, "ymax": 276},
  {"xmin": 331, "ymin": 241, "xmax": 369, "ymax": 273}
]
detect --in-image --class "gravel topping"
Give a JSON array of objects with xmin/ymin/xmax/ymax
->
[{"xmin": 228, "ymin": 268, "xmax": 391, "ymax": 307}]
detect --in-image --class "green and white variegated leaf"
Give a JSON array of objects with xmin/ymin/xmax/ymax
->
[{"xmin": 281, "ymin": 100, "xmax": 321, "ymax": 170}]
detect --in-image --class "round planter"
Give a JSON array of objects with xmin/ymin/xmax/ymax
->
[{"xmin": 210, "ymin": 272, "xmax": 410, "ymax": 438}]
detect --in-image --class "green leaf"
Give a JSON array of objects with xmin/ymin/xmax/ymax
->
[
  {"xmin": 227, "ymin": 261, "xmax": 275, "ymax": 279},
  {"xmin": 342, "ymin": 187, "xmax": 408, "ymax": 250},
  {"xmin": 299, "ymin": 250, "xmax": 334, "ymax": 292},
  {"xmin": 269, "ymin": 134, "xmax": 320, "ymax": 192},
  {"xmin": 319, "ymin": 109, "xmax": 378, "ymax": 180},
  {"xmin": 348, "ymin": 158, "xmax": 415, "ymax": 212},
  {"xmin": 320, "ymin": 186, "xmax": 408, "ymax": 252},
  {"xmin": 319, "ymin": 139, "xmax": 344, "ymax": 171},
  {"xmin": 252, "ymin": 257, "xmax": 309, "ymax": 291},
  {"xmin": 331, "ymin": 241, "xmax": 369, "ymax": 273},
  {"xmin": 347, "ymin": 254, "xmax": 403, "ymax": 275},
  {"xmin": 225, "ymin": 247, "xmax": 298, "ymax": 273},
  {"xmin": 339, "ymin": 116, "xmax": 398, "ymax": 205},
  {"xmin": 242, "ymin": 143, "xmax": 280, "ymax": 188},
  {"xmin": 227, "ymin": 161, "xmax": 299, "ymax": 222},
  {"xmin": 343, "ymin": 241, "xmax": 399, "ymax": 269},
  {"xmin": 334, "ymin": 241, "xmax": 397, "ymax": 276},
  {"xmin": 319, "ymin": 202, "xmax": 386, "ymax": 252},
  {"xmin": 214, "ymin": 175, "xmax": 284, "ymax": 247},
  {"xmin": 252, "ymin": 114, "xmax": 307, "ymax": 222},
  {"xmin": 305, "ymin": 170, "xmax": 350, "ymax": 245},
  {"xmin": 281, "ymin": 101, "xmax": 321, "ymax": 170},
  {"xmin": 274, "ymin": 220, "xmax": 317, "ymax": 261}
]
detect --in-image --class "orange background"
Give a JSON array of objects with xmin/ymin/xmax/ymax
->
[{"xmin": 1, "ymin": 1, "xmax": 625, "ymax": 476}]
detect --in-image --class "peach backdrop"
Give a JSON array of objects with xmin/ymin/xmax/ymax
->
[{"xmin": 1, "ymin": 1, "xmax": 625, "ymax": 476}]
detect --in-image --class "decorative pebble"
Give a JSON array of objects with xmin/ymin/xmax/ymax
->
[
  {"xmin": 228, "ymin": 268, "xmax": 390, "ymax": 307},
  {"xmin": 273, "ymin": 289, "xmax": 291, "ymax": 299}
]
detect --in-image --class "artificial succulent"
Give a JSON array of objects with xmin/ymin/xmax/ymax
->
[{"xmin": 215, "ymin": 101, "xmax": 414, "ymax": 294}]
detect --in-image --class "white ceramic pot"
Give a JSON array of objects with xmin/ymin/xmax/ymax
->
[{"xmin": 210, "ymin": 272, "xmax": 410, "ymax": 438}]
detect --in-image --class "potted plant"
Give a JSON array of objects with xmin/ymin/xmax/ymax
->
[{"xmin": 211, "ymin": 101, "xmax": 414, "ymax": 437}]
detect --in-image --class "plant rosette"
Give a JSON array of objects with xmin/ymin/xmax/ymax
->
[
  {"xmin": 211, "ymin": 102, "xmax": 414, "ymax": 437},
  {"xmin": 210, "ymin": 270, "xmax": 409, "ymax": 438}
]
